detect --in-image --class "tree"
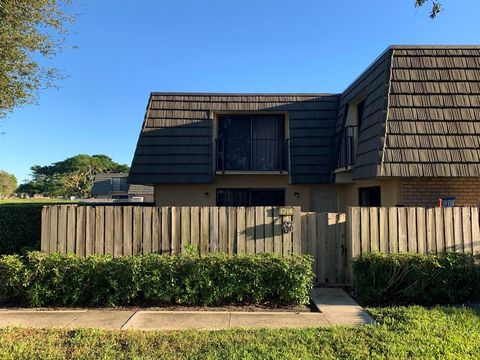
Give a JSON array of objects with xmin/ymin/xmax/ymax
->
[
  {"xmin": 0, "ymin": 0, "xmax": 74, "ymax": 118},
  {"xmin": 415, "ymin": 0, "xmax": 442, "ymax": 19},
  {"xmin": 0, "ymin": 170, "xmax": 17, "ymax": 196},
  {"xmin": 19, "ymin": 154, "xmax": 129, "ymax": 198}
]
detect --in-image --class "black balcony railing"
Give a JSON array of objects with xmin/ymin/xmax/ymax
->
[
  {"xmin": 216, "ymin": 139, "xmax": 289, "ymax": 172},
  {"xmin": 337, "ymin": 125, "xmax": 357, "ymax": 169}
]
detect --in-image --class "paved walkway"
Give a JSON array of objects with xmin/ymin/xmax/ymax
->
[{"xmin": 0, "ymin": 288, "xmax": 373, "ymax": 330}]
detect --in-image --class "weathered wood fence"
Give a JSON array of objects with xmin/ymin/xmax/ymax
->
[
  {"xmin": 41, "ymin": 206, "xmax": 301, "ymax": 258},
  {"xmin": 41, "ymin": 205, "xmax": 480, "ymax": 285},
  {"xmin": 347, "ymin": 207, "xmax": 480, "ymax": 257}
]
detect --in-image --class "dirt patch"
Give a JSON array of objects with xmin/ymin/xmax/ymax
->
[{"xmin": 0, "ymin": 301, "xmax": 319, "ymax": 313}]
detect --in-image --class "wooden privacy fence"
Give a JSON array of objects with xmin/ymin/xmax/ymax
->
[
  {"xmin": 301, "ymin": 212, "xmax": 346, "ymax": 285},
  {"xmin": 41, "ymin": 205, "xmax": 480, "ymax": 286},
  {"xmin": 41, "ymin": 206, "xmax": 302, "ymax": 258},
  {"xmin": 346, "ymin": 206, "xmax": 480, "ymax": 259}
]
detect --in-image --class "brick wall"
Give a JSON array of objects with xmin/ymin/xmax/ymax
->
[{"xmin": 400, "ymin": 178, "xmax": 480, "ymax": 207}]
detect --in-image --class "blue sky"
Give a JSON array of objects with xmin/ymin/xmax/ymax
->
[{"xmin": 1, "ymin": 0, "xmax": 479, "ymax": 182}]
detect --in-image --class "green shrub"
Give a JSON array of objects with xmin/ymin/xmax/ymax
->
[
  {"xmin": 0, "ymin": 255, "xmax": 28, "ymax": 304},
  {"xmin": 137, "ymin": 253, "xmax": 313, "ymax": 306},
  {"xmin": 0, "ymin": 252, "xmax": 314, "ymax": 307},
  {"xmin": 353, "ymin": 252, "xmax": 480, "ymax": 306},
  {"xmin": 0, "ymin": 204, "xmax": 43, "ymax": 254}
]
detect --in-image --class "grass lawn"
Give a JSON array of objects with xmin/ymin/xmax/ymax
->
[
  {"xmin": 0, "ymin": 306, "xmax": 479, "ymax": 359},
  {"xmin": 0, "ymin": 198, "xmax": 77, "ymax": 205}
]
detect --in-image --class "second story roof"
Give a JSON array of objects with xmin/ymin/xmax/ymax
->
[{"xmin": 128, "ymin": 45, "xmax": 480, "ymax": 184}]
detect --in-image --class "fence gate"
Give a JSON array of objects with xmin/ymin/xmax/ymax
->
[{"xmin": 301, "ymin": 212, "xmax": 347, "ymax": 285}]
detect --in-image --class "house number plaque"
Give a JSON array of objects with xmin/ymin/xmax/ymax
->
[{"xmin": 278, "ymin": 207, "xmax": 294, "ymax": 216}]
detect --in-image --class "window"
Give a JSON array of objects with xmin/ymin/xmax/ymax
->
[
  {"xmin": 359, "ymin": 187, "xmax": 381, "ymax": 206},
  {"xmin": 111, "ymin": 177, "xmax": 127, "ymax": 192},
  {"xmin": 356, "ymin": 99, "xmax": 366, "ymax": 129},
  {"xmin": 216, "ymin": 188, "xmax": 285, "ymax": 206},
  {"xmin": 216, "ymin": 114, "xmax": 287, "ymax": 171}
]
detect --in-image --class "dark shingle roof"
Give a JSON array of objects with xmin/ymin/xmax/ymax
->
[
  {"xmin": 129, "ymin": 45, "xmax": 480, "ymax": 183},
  {"xmin": 380, "ymin": 46, "xmax": 480, "ymax": 177},
  {"xmin": 128, "ymin": 93, "xmax": 340, "ymax": 184}
]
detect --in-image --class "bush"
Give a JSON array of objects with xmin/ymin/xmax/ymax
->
[
  {"xmin": 0, "ymin": 204, "xmax": 43, "ymax": 254},
  {"xmin": 0, "ymin": 252, "xmax": 314, "ymax": 307},
  {"xmin": 353, "ymin": 252, "xmax": 480, "ymax": 305}
]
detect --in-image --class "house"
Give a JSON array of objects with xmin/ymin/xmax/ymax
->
[
  {"xmin": 128, "ymin": 45, "xmax": 480, "ymax": 211},
  {"xmin": 92, "ymin": 173, "xmax": 154, "ymax": 202}
]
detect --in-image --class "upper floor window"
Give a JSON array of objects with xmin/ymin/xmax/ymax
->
[{"xmin": 216, "ymin": 114, "xmax": 288, "ymax": 172}]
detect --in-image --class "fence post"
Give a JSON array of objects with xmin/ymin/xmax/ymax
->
[{"xmin": 345, "ymin": 206, "xmax": 353, "ymax": 286}]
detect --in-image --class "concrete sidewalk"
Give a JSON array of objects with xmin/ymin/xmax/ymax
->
[{"xmin": 0, "ymin": 288, "xmax": 372, "ymax": 330}]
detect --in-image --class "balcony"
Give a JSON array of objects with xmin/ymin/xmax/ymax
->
[
  {"xmin": 336, "ymin": 125, "xmax": 358, "ymax": 170},
  {"xmin": 216, "ymin": 138, "xmax": 289, "ymax": 173}
]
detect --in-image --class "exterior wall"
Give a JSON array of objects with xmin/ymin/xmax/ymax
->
[
  {"xmin": 154, "ymin": 175, "xmax": 312, "ymax": 210},
  {"xmin": 399, "ymin": 178, "xmax": 480, "ymax": 207},
  {"xmin": 338, "ymin": 179, "xmax": 402, "ymax": 209},
  {"xmin": 154, "ymin": 176, "xmax": 406, "ymax": 212}
]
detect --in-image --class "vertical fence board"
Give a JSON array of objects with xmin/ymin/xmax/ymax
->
[
  {"xmin": 66, "ymin": 206, "xmax": 76, "ymax": 254},
  {"xmin": 133, "ymin": 207, "xmax": 142, "ymax": 255},
  {"xmin": 345, "ymin": 207, "xmax": 354, "ymax": 285},
  {"xmin": 462, "ymin": 207, "xmax": 472, "ymax": 254},
  {"xmin": 181, "ymin": 207, "xmax": 191, "ymax": 252},
  {"xmin": 307, "ymin": 212, "xmax": 317, "ymax": 278},
  {"xmin": 227, "ymin": 207, "xmax": 236, "ymax": 254},
  {"xmin": 360, "ymin": 208, "xmax": 369, "ymax": 254},
  {"xmin": 426, "ymin": 208, "xmax": 436, "ymax": 253},
  {"xmin": 171, "ymin": 207, "xmax": 181, "ymax": 254},
  {"xmin": 453, "ymin": 207, "xmax": 463, "ymax": 253},
  {"xmin": 57, "ymin": 206, "xmax": 68, "ymax": 254},
  {"xmin": 41, "ymin": 207, "xmax": 50, "ymax": 253},
  {"xmin": 398, "ymin": 208, "xmax": 407, "ymax": 252},
  {"xmin": 190, "ymin": 207, "xmax": 199, "ymax": 253},
  {"xmin": 161, "ymin": 207, "xmax": 170, "ymax": 254},
  {"xmin": 200, "ymin": 207, "xmax": 209, "ymax": 255},
  {"xmin": 245, "ymin": 207, "xmax": 255, "ymax": 254},
  {"xmin": 471, "ymin": 207, "xmax": 480, "ymax": 255},
  {"xmin": 94, "ymin": 207, "xmax": 105, "ymax": 255},
  {"xmin": 142, "ymin": 207, "xmax": 153, "ymax": 254},
  {"xmin": 444, "ymin": 207, "xmax": 454, "ymax": 252},
  {"xmin": 122, "ymin": 207, "xmax": 133, "ymax": 256},
  {"xmin": 282, "ymin": 214, "xmax": 293, "ymax": 256},
  {"xmin": 104, "ymin": 206, "xmax": 114, "ymax": 255},
  {"xmin": 435, "ymin": 208, "xmax": 445, "ymax": 253},
  {"xmin": 49, "ymin": 206, "xmax": 59, "ymax": 253},
  {"xmin": 388, "ymin": 207, "xmax": 398, "ymax": 253},
  {"xmin": 255, "ymin": 207, "xmax": 265, "ymax": 253},
  {"xmin": 337, "ymin": 213, "xmax": 346, "ymax": 284},
  {"xmin": 317, "ymin": 212, "xmax": 327, "ymax": 284},
  {"xmin": 75, "ymin": 206, "xmax": 85, "ymax": 257},
  {"xmin": 293, "ymin": 208, "xmax": 301, "ymax": 254},
  {"xmin": 379, "ymin": 207, "xmax": 388, "ymax": 252},
  {"xmin": 264, "ymin": 207, "xmax": 273, "ymax": 253},
  {"xmin": 407, "ymin": 207, "xmax": 417, "ymax": 253},
  {"xmin": 85, "ymin": 206, "xmax": 95, "ymax": 257},
  {"xmin": 113, "ymin": 207, "xmax": 123, "ymax": 257},
  {"xmin": 416, "ymin": 207, "xmax": 426, "ymax": 254},
  {"xmin": 152, "ymin": 208, "xmax": 160, "ymax": 253},
  {"xmin": 218, "ymin": 207, "xmax": 228, "ymax": 253},
  {"xmin": 209, "ymin": 207, "xmax": 219, "ymax": 253},
  {"xmin": 236, "ymin": 207, "xmax": 246, "ymax": 254},
  {"xmin": 369, "ymin": 208, "xmax": 379, "ymax": 252},
  {"xmin": 272, "ymin": 208, "xmax": 282, "ymax": 255}
]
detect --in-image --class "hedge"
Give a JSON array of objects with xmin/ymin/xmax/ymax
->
[
  {"xmin": 352, "ymin": 252, "xmax": 480, "ymax": 305},
  {"xmin": 0, "ymin": 251, "xmax": 314, "ymax": 307},
  {"xmin": 0, "ymin": 204, "xmax": 43, "ymax": 254}
]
